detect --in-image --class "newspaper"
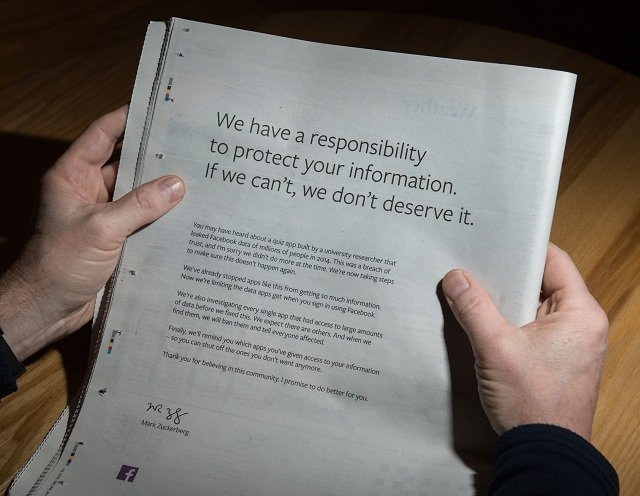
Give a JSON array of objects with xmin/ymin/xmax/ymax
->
[{"xmin": 9, "ymin": 18, "xmax": 575, "ymax": 496}]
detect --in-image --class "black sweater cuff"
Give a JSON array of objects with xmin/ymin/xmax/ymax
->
[
  {"xmin": 489, "ymin": 424, "xmax": 619, "ymax": 495},
  {"xmin": 0, "ymin": 328, "xmax": 26, "ymax": 398}
]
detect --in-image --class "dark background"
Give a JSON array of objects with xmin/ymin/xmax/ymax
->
[
  {"xmin": 1, "ymin": 0, "xmax": 637, "ymax": 271},
  {"xmin": 3, "ymin": 1, "xmax": 637, "ymax": 76},
  {"xmin": 242, "ymin": 1, "xmax": 640, "ymax": 75},
  {"xmin": 396, "ymin": 0, "xmax": 637, "ymax": 76}
]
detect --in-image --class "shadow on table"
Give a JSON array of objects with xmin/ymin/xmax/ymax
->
[
  {"xmin": 0, "ymin": 133, "xmax": 68, "ymax": 270},
  {"xmin": 0, "ymin": 131, "xmax": 91, "ymax": 397}
]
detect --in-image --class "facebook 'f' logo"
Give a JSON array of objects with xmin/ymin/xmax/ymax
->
[{"xmin": 116, "ymin": 465, "xmax": 139, "ymax": 482}]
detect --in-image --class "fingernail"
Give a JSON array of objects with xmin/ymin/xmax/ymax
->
[
  {"xmin": 158, "ymin": 176, "xmax": 185, "ymax": 203},
  {"xmin": 443, "ymin": 270, "xmax": 470, "ymax": 302}
]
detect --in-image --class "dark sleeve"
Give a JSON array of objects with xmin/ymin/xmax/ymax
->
[
  {"xmin": 489, "ymin": 424, "xmax": 619, "ymax": 495},
  {"xmin": 0, "ymin": 328, "xmax": 26, "ymax": 398}
]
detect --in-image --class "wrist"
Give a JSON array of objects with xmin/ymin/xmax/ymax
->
[{"xmin": 0, "ymin": 259, "xmax": 67, "ymax": 361}]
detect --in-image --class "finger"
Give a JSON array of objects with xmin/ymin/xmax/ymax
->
[
  {"xmin": 60, "ymin": 105, "xmax": 129, "ymax": 170},
  {"xmin": 101, "ymin": 161, "xmax": 120, "ymax": 196},
  {"xmin": 104, "ymin": 175, "xmax": 185, "ymax": 238},
  {"xmin": 538, "ymin": 244, "xmax": 608, "ymax": 331},
  {"xmin": 541, "ymin": 243, "xmax": 590, "ymax": 298},
  {"xmin": 442, "ymin": 269, "xmax": 512, "ymax": 353}
]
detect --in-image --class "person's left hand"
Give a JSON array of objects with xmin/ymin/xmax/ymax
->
[
  {"xmin": 0, "ymin": 106, "xmax": 185, "ymax": 361},
  {"xmin": 441, "ymin": 244, "xmax": 608, "ymax": 440}
]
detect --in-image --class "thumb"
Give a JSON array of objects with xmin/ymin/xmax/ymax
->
[
  {"xmin": 106, "ymin": 175, "xmax": 185, "ymax": 238},
  {"xmin": 441, "ymin": 269, "xmax": 512, "ymax": 354}
]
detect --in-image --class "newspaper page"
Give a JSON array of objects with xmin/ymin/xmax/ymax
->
[{"xmin": 10, "ymin": 18, "xmax": 576, "ymax": 496}]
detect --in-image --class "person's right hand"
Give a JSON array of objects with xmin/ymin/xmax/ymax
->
[{"xmin": 442, "ymin": 243, "xmax": 609, "ymax": 440}]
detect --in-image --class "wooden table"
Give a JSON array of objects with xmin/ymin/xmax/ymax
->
[{"xmin": 1, "ymin": 5, "xmax": 639, "ymax": 495}]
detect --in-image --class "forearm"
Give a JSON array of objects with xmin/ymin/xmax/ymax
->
[{"xmin": 0, "ymin": 252, "xmax": 87, "ymax": 362}]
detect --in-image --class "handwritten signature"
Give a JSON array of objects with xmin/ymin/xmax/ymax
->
[{"xmin": 146, "ymin": 402, "xmax": 189, "ymax": 425}]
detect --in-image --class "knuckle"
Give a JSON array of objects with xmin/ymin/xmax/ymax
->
[
  {"xmin": 40, "ymin": 166, "xmax": 63, "ymax": 192},
  {"xmin": 586, "ymin": 300, "xmax": 609, "ymax": 339},
  {"xmin": 455, "ymin": 291, "xmax": 487, "ymax": 319},
  {"xmin": 594, "ymin": 308, "xmax": 610, "ymax": 336},
  {"xmin": 133, "ymin": 186, "xmax": 161, "ymax": 211}
]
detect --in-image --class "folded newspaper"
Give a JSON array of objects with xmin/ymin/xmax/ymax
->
[{"xmin": 9, "ymin": 18, "xmax": 575, "ymax": 496}]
